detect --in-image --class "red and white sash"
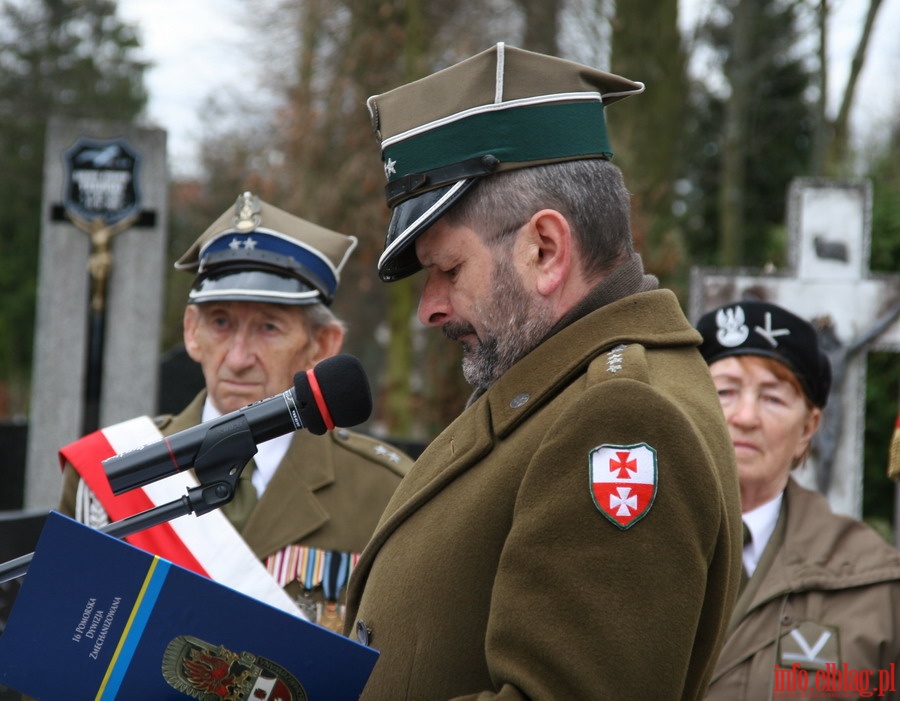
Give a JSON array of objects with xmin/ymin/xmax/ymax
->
[{"xmin": 59, "ymin": 416, "xmax": 306, "ymax": 619}]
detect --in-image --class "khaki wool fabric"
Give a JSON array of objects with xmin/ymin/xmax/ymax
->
[
  {"xmin": 345, "ymin": 289, "xmax": 742, "ymax": 700},
  {"xmin": 706, "ymin": 478, "xmax": 900, "ymax": 700}
]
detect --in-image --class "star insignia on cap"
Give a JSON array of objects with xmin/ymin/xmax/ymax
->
[
  {"xmin": 384, "ymin": 157, "xmax": 397, "ymax": 178},
  {"xmin": 374, "ymin": 444, "xmax": 401, "ymax": 463},
  {"xmin": 227, "ymin": 236, "xmax": 258, "ymax": 251}
]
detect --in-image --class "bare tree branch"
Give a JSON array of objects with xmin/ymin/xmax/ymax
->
[{"xmin": 830, "ymin": 0, "xmax": 884, "ymax": 169}]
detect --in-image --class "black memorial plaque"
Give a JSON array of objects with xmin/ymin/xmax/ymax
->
[{"xmin": 62, "ymin": 136, "xmax": 141, "ymax": 225}]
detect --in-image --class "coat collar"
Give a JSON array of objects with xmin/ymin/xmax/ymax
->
[
  {"xmin": 712, "ymin": 477, "xmax": 900, "ymax": 681},
  {"xmin": 346, "ymin": 289, "xmax": 700, "ymax": 614},
  {"xmin": 163, "ymin": 390, "xmax": 206, "ymax": 434},
  {"xmin": 488, "ymin": 289, "xmax": 699, "ymax": 438},
  {"xmin": 751, "ymin": 478, "xmax": 900, "ymax": 605}
]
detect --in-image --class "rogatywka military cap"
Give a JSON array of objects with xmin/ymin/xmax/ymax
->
[
  {"xmin": 696, "ymin": 300, "xmax": 832, "ymax": 408},
  {"xmin": 367, "ymin": 42, "xmax": 645, "ymax": 282},
  {"xmin": 175, "ymin": 192, "xmax": 357, "ymax": 306}
]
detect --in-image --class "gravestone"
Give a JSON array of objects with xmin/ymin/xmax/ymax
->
[
  {"xmin": 25, "ymin": 117, "xmax": 168, "ymax": 510},
  {"xmin": 690, "ymin": 178, "xmax": 900, "ymax": 519},
  {"xmin": 0, "ymin": 423, "xmax": 27, "ymax": 510}
]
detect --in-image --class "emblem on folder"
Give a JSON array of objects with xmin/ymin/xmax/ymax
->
[
  {"xmin": 589, "ymin": 443, "xmax": 658, "ymax": 529},
  {"xmin": 162, "ymin": 635, "xmax": 308, "ymax": 701}
]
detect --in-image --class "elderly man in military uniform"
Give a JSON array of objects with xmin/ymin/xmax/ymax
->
[
  {"xmin": 58, "ymin": 192, "xmax": 412, "ymax": 632},
  {"xmin": 342, "ymin": 44, "xmax": 743, "ymax": 699}
]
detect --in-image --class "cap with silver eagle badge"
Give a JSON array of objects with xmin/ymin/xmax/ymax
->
[
  {"xmin": 696, "ymin": 300, "xmax": 833, "ymax": 408},
  {"xmin": 367, "ymin": 42, "xmax": 645, "ymax": 282},
  {"xmin": 175, "ymin": 192, "xmax": 358, "ymax": 306}
]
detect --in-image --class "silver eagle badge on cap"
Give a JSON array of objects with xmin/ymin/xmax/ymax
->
[
  {"xmin": 715, "ymin": 306, "xmax": 750, "ymax": 348},
  {"xmin": 233, "ymin": 192, "xmax": 263, "ymax": 232}
]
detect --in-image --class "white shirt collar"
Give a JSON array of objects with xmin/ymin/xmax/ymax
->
[
  {"xmin": 200, "ymin": 397, "xmax": 291, "ymax": 497},
  {"xmin": 742, "ymin": 492, "xmax": 783, "ymax": 577}
]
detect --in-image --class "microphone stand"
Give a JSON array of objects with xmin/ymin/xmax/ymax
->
[{"xmin": 0, "ymin": 413, "xmax": 259, "ymax": 584}]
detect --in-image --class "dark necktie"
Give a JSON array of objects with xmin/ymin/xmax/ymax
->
[
  {"xmin": 221, "ymin": 460, "xmax": 258, "ymax": 533},
  {"xmin": 740, "ymin": 521, "xmax": 752, "ymax": 592}
]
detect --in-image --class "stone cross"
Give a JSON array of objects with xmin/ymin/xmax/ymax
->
[
  {"xmin": 690, "ymin": 177, "xmax": 900, "ymax": 519},
  {"xmin": 25, "ymin": 117, "xmax": 168, "ymax": 510}
]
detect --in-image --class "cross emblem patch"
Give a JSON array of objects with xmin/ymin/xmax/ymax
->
[{"xmin": 589, "ymin": 443, "xmax": 658, "ymax": 529}]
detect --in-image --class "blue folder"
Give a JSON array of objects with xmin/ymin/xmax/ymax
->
[{"xmin": 0, "ymin": 511, "xmax": 378, "ymax": 700}]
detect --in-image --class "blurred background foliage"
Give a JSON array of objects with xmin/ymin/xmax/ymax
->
[{"xmin": 1, "ymin": 0, "xmax": 898, "ymax": 533}]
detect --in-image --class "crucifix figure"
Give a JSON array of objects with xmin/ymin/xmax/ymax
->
[
  {"xmin": 60, "ymin": 136, "xmax": 144, "ymax": 435},
  {"xmin": 70, "ymin": 212, "xmax": 139, "ymax": 312},
  {"xmin": 690, "ymin": 178, "xmax": 900, "ymax": 519},
  {"xmin": 66, "ymin": 212, "xmax": 139, "ymax": 435},
  {"xmin": 811, "ymin": 303, "xmax": 900, "ymax": 494}
]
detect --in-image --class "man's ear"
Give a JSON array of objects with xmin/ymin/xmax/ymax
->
[
  {"xmin": 310, "ymin": 322, "xmax": 345, "ymax": 364},
  {"xmin": 182, "ymin": 305, "xmax": 203, "ymax": 362},
  {"xmin": 525, "ymin": 209, "xmax": 573, "ymax": 297}
]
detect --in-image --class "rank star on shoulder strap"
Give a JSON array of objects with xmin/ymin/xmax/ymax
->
[{"xmin": 60, "ymin": 416, "xmax": 306, "ymax": 619}]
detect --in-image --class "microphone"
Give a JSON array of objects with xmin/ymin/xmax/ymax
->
[{"xmin": 103, "ymin": 353, "xmax": 372, "ymax": 495}]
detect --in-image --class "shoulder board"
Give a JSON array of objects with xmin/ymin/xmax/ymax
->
[
  {"xmin": 329, "ymin": 428, "xmax": 413, "ymax": 478},
  {"xmin": 586, "ymin": 343, "xmax": 650, "ymax": 386}
]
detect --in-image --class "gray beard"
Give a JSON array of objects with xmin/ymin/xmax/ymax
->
[{"xmin": 445, "ymin": 256, "xmax": 555, "ymax": 391}]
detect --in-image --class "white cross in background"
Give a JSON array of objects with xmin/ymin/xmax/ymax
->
[{"xmin": 690, "ymin": 178, "xmax": 900, "ymax": 522}]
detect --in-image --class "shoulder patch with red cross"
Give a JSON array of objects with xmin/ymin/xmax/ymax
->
[{"xmin": 589, "ymin": 443, "xmax": 658, "ymax": 529}]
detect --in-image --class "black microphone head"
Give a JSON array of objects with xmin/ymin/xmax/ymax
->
[{"xmin": 293, "ymin": 354, "xmax": 373, "ymax": 434}]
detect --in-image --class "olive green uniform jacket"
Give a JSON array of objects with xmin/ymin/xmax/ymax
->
[
  {"xmin": 706, "ymin": 477, "xmax": 900, "ymax": 700},
  {"xmin": 59, "ymin": 391, "xmax": 412, "ymax": 623},
  {"xmin": 344, "ymin": 279, "xmax": 743, "ymax": 700}
]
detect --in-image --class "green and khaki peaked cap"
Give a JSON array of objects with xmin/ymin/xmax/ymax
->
[
  {"xmin": 368, "ymin": 42, "xmax": 645, "ymax": 282},
  {"xmin": 175, "ymin": 192, "xmax": 357, "ymax": 306}
]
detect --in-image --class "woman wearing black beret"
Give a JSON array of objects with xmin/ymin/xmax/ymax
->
[{"xmin": 698, "ymin": 300, "xmax": 900, "ymax": 700}]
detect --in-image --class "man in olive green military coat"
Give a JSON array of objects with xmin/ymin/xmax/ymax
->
[
  {"xmin": 59, "ymin": 192, "xmax": 411, "ymax": 631},
  {"xmin": 343, "ymin": 44, "xmax": 743, "ymax": 699}
]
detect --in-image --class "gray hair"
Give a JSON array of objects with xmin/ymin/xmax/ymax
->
[
  {"xmin": 445, "ymin": 158, "xmax": 633, "ymax": 279},
  {"xmin": 299, "ymin": 302, "xmax": 345, "ymax": 336},
  {"xmin": 190, "ymin": 300, "xmax": 345, "ymax": 336}
]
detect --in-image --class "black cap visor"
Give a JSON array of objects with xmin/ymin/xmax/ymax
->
[{"xmin": 377, "ymin": 179, "xmax": 478, "ymax": 282}]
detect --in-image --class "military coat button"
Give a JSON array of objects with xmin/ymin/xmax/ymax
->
[
  {"xmin": 510, "ymin": 392, "xmax": 530, "ymax": 409},
  {"xmin": 356, "ymin": 619, "xmax": 371, "ymax": 646}
]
